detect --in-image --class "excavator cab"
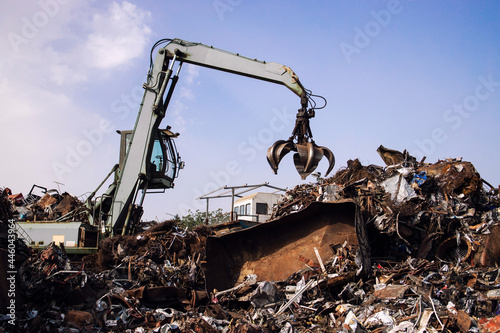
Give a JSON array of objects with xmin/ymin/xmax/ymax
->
[
  {"xmin": 148, "ymin": 127, "xmax": 183, "ymax": 189},
  {"xmin": 118, "ymin": 127, "xmax": 183, "ymax": 190}
]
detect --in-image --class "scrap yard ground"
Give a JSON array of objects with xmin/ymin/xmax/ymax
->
[{"xmin": 3, "ymin": 148, "xmax": 500, "ymax": 332}]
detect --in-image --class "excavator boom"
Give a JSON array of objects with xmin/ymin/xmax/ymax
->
[{"xmin": 162, "ymin": 39, "xmax": 306, "ymax": 98}]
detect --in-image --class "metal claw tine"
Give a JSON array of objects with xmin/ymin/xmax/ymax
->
[
  {"xmin": 267, "ymin": 140, "xmax": 293, "ymax": 174},
  {"xmin": 320, "ymin": 146, "xmax": 335, "ymax": 177},
  {"xmin": 293, "ymin": 153, "xmax": 307, "ymax": 180},
  {"xmin": 305, "ymin": 142, "xmax": 315, "ymax": 173},
  {"xmin": 268, "ymin": 140, "xmax": 287, "ymax": 171},
  {"xmin": 294, "ymin": 143, "xmax": 321, "ymax": 179},
  {"xmin": 305, "ymin": 142, "xmax": 324, "ymax": 174},
  {"xmin": 275, "ymin": 141, "xmax": 294, "ymax": 163},
  {"xmin": 266, "ymin": 147, "xmax": 280, "ymax": 174}
]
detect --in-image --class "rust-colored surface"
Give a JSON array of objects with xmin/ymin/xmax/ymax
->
[
  {"xmin": 417, "ymin": 160, "xmax": 481, "ymax": 196},
  {"xmin": 454, "ymin": 310, "xmax": 472, "ymax": 333},
  {"xmin": 236, "ymin": 222, "xmax": 355, "ymax": 282},
  {"xmin": 373, "ymin": 284, "xmax": 409, "ymax": 300},
  {"xmin": 64, "ymin": 310, "xmax": 94, "ymax": 327},
  {"xmin": 481, "ymin": 313, "xmax": 500, "ymax": 333},
  {"xmin": 54, "ymin": 193, "xmax": 80, "ymax": 216},
  {"xmin": 204, "ymin": 201, "xmax": 358, "ymax": 292},
  {"xmin": 480, "ymin": 225, "xmax": 500, "ymax": 267},
  {"xmin": 35, "ymin": 193, "xmax": 58, "ymax": 209}
]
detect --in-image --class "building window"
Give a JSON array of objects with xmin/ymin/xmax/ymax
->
[
  {"xmin": 245, "ymin": 203, "xmax": 250, "ymax": 215},
  {"xmin": 256, "ymin": 203, "xmax": 268, "ymax": 215}
]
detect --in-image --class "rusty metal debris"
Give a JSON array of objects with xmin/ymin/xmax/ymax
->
[
  {"xmin": 3, "ymin": 146, "xmax": 500, "ymax": 332},
  {"xmin": 3, "ymin": 185, "xmax": 84, "ymax": 223}
]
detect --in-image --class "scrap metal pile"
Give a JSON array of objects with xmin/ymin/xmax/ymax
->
[
  {"xmin": 3, "ymin": 146, "xmax": 500, "ymax": 332},
  {"xmin": 2, "ymin": 186, "xmax": 84, "ymax": 223}
]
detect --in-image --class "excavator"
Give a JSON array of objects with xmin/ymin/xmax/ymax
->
[
  {"xmin": 17, "ymin": 38, "xmax": 338, "ymax": 258},
  {"xmin": 84, "ymin": 38, "xmax": 335, "ymax": 238}
]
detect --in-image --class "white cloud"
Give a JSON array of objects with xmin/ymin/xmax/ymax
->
[
  {"xmin": 85, "ymin": 1, "xmax": 152, "ymax": 69},
  {"xmin": 0, "ymin": 79, "xmax": 41, "ymax": 118},
  {"xmin": 0, "ymin": 1, "xmax": 153, "ymax": 196},
  {"xmin": 170, "ymin": 100, "xmax": 187, "ymax": 132},
  {"xmin": 0, "ymin": 1, "xmax": 152, "ymax": 86},
  {"xmin": 0, "ymin": 74, "xmax": 113, "ymax": 194},
  {"xmin": 179, "ymin": 87, "xmax": 195, "ymax": 100},
  {"xmin": 50, "ymin": 64, "xmax": 88, "ymax": 85},
  {"xmin": 166, "ymin": 64, "xmax": 201, "ymax": 132},
  {"xmin": 184, "ymin": 64, "xmax": 200, "ymax": 85}
]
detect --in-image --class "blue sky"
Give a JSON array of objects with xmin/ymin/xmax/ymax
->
[{"xmin": 1, "ymin": 1, "xmax": 499, "ymax": 220}]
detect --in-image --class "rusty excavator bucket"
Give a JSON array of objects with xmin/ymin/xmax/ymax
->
[
  {"xmin": 203, "ymin": 201, "xmax": 363, "ymax": 293},
  {"xmin": 267, "ymin": 96, "xmax": 335, "ymax": 179}
]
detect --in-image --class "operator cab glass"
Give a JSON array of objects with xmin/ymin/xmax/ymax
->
[
  {"xmin": 118, "ymin": 128, "xmax": 183, "ymax": 190},
  {"xmin": 148, "ymin": 128, "xmax": 182, "ymax": 189},
  {"xmin": 150, "ymin": 139, "xmax": 164, "ymax": 173}
]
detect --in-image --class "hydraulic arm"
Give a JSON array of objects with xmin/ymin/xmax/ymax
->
[
  {"xmin": 160, "ymin": 39, "xmax": 335, "ymax": 179},
  {"xmin": 104, "ymin": 38, "xmax": 334, "ymax": 236}
]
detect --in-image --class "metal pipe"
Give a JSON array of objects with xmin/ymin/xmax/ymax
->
[
  {"xmin": 205, "ymin": 198, "xmax": 209, "ymax": 225},
  {"xmin": 230, "ymin": 188, "xmax": 235, "ymax": 221},
  {"xmin": 121, "ymin": 177, "xmax": 143, "ymax": 236},
  {"xmin": 85, "ymin": 164, "xmax": 119, "ymax": 206},
  {"xmin": 153, "ymin": 54, "xmax": 177, "ymax": 112},
  {"xmin": 163, "ymin": 62, "xmax": 183, "ymax": 110}
]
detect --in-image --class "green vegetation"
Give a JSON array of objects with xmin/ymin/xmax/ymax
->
[{"xmin": 176, "ymin": 208, "xmax": 230, "ymax": 229}]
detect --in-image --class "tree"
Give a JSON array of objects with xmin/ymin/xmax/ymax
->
[{"xmin": 177, "ymin": 208, "xmax": 230, "ymax": 229}]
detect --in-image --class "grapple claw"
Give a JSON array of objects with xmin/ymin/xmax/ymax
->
[
  {"xmin": 267, "ymin": 95, "xmax": 335, "ymax": 179},
  {"xmin": 268, "ymin": 139, "xmax": 335, "ymax": 180}
]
